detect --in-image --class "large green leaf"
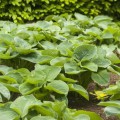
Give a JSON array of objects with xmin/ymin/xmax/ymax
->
[
  {"xmin": 0, "ymin": 34, "xmax": 14, "ymax": 45},
  {"xmin": 73, "ymin": 110, "xmax": 102, "ymax": 120},
  {"xmin": 19, "ymin": 82, "xmax": 40, "ymax": 95},
  {"xmin": 0, "ymin": 65, "xmax": 14, "ymax": 75},
  {"xmin": 0, "ymin": 107, "xmax": 18, "ymax": 120},
  {"xmin": 6, "ymin": 72, "xmax": 24, "ymax": 84},
  {"xmin": 107, "ymin": 66, "xmax": 120, "ymax": 76},
  {"xmin": 21, "ymin": 52, "xmax": 53, "ymax": 64},
  {"xmin": 75, "ymin": 13, "xmax": 89, "ymax": 21},
  {"xmin": 64, "ymin": 61, "xmax": 85, "ymax": 74},
  {"xmin": 91, "ymin": 70, "xmax": 110, "ymax": 86},
  {"xmin": 106, "ymin": 52, "xmax": 120, "ymax": 64},
  {"xmin": 58, "ymin": 41, "xmax": 72, "ymax": 56},
  {"xmin": 93, "ymin": 15, "xmax": 112, "ymax": 23},
  {"xmin": 10, "ymin": 95, "xmax": 42, "ymax": 117},
  {"xmin": 99, "ymin": 101, "xmax": 120, "ymax": 108},
  {"xmin": 41, "ymin": 49, "xmax": 59, "ymax": 57},
  {"xmin": 27, "ymin": 70, "xmax": 46, "ymax": 84},
  {"xmin": 84, "ymin": 27, "xmax": 101, "ymax": 36},
  {"xmin": 50, "ymin": 57, "xmax": 69, "ymax": 67},
  {"xmin": 81, "ymin": 61, "xmax": 98, "ymax": 72},
  {"xmin": 35, "ymin": 64, "xmax": 61, "ymax": 82},
  {"xmin": 0, "ymin": 83, "xmax": 10, "ymax": 100},
  {"xmin": 46, "ymin": 80, "xmax": 69, "ymax": 95},
  {"xmin": 68, "ymin": 84, "xmax": 89, "ymax": 100},
  {"xmin": 2, "ymin": 83, "xmax": 19, "ymax": 93},
  {"xmin": 92, "ymin": 58, "xmax": 111, "ymax": 68},
  {"xmin": 104, "ymin": 106, "xmax": 120, "ymax": 117},
  {"xmin": 57, "ymin": 74, "xmax": 77, "ymax": 83},
  {"xmin": 0, "ymin": 50, "xmax": 18, "ymax": 59},
  {"xmin": 35, "ymin": 101, "xmax": 57, "ymax": 117},
  {"xmin": 39, "ymin": 41, "xmax": 57, "ymax": 50},
  {"xmin": 74, "ymin": 114, "xmax": 90, "ymax": 120},
  {"xmin": 73, "ymin": 45, "xmax": 97, "ymax": 61}
]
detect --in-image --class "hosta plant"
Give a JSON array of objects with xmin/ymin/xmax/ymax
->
[{"xmin": 0, "ymin": 14, "xmax": 120, "ymax": 120}]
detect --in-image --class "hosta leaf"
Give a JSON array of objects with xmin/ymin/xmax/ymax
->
[
  {"xmin": 81, "ymin": 61, "xmax": 98, "ymax": 72},
  {"xmin": 58, "ymin": 41, "xmax": 72, "ymax": 56},
  {"xmin": 84, "ymin": 27, "xmax": 101, "ymax": 35},
  {"xmin": 73, "ymin": 110, "xmax": 102, "ymax": 120},
  {"xmin": 39, "ymin": 41, "xmax": 57, "ymax": 49},
  {"xmin": 64, "ymin": 61, "xmax": 84, "ymax": 74},
  {"xmin": 52, "ymin": 101, "xmax": 66, "ymax": 117},
  {"xmin": 94, "ymin": 15, "xmax": 112, "ymax": 23},
  {"xmin": 0, "ymin": 34, "xmax": 14, "ymax": 45},
  {"xmin": 103, "ymin": 84, "xmax": 119, "ymax": 95},
  {"xmin": 35, "ymin": 64, "xmax": 61, "ymax": 82},
  {"xmin": 14, "ymin": 37, "xmax": 31, "ymax": 49},
  {"xmin": 0, "ymin": 83, "xmax": 10, "ymax": 100},
  {"xmin": 36, "ymin": 101, "xmax": 56, "ymax": 117},
  {"xmin": 19, "ymin": 82, "xmax": 40, "ymax": 95},
  {"xmin": 73, "ymin": 45, "xmax": 97, "ymax": 61},
  {"xmin": 0, "ymin": 107, "xmax": 18, "ymax": 120},
  {"xmin": 3, "ymin": 83, "xmax": 19, "ymax": 93},
  {"xmin": 50, "ymin": 57, "xmax": 69, "ymax": 67},
  {"xmin": 6, "ymin": 72, "xmax": 24, "ymax": 84},
  {"xmin": 41, "ymin": 49, "xmax": 59, "ymax": 57},
  {"xmin": 16, "ymin": 31, "xmax": 30, "ymax": 39},
  {"xmin": 102, "ymin": 31, "xmax": 113, "ymax": 39},
  {"xmin": 57, "ymin": 74, "xmax": 77, "ymax": 83},
  {"xmin": 74, "ymin": 114, "xmax": 90, "ymax": 120},
  {"xmin": 91, "ymin": 70, "xmax": 110, "ymax": 86},
  {"xmin": 68, "ymin": 84, "xmax": 89, "ymax": 100},
  {"xmin": 75, "ymin": 13, "xmax": 89, "ymax": 21},
  {"xmin": 36, "ymin": 21, "xmax": 52, "ymax": 29},
  {"xmin": 10, "ymin": 95, "xmax": 42, "ymax": 117},
  {"xmin": 0, "ymin": 52, "xmax": 18, "ymax": 59},
  {"xmin": 47, "ymin": 25, "xmax": 61, "ymax": 32},
  {"xmin": 107, "ymin": 66, "xmax": 120, "ymax": 76},
  {"xmin": 43, "ymin": 66, "xmax": 61, "ymax": 82},
  {"xmin": 0, "ymin": 65, "xmax": 14, "ymax": 75},
  {"xmin": 27, "ymin": 70, "xmax": 46, "ymax": 84},
  {"xmin": 21, "ymin": 52, "xmax": 53, "ymax": 64},
  {"xmin": 104, "ymin": 106, "xmax": 120, "ymax": 117},
  {"xmin": 106, "ymin": 52, "xmax": 120, "ymax": 64},
  {"xmin": 46, "ymin": 80, "xmax": 69, "ymax": 95},
  {"xmin": 30, "ymin": 115, "xmax": 56, "ymax": 120},
  {"xmin": 15, "ymin": 47, "xmax": 35, "ymax": 55},
  {"xmin": 92, "ymin": 58, "xmax": 111, "ymax": 68},
  {"xmin": 0, "ymin": 75, "xmax": 18, "ymax": 83},
  {"xmin": 97, "ymin": 47, "xmax": 106, "ymax": 58},
  {"xmin": 16, "ymin": 68, "xmax": 30, "ymax": 78},
  {"xmin": 112, "ymin": 65, "xmax": 120, "ymax": 73},
  {"xmin": 98, "ymin": 101, "xmax": 120, "ymax": 108}
]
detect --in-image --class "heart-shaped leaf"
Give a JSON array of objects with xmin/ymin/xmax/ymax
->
[{"xmin": 46, "ymin": 80, "xmax": 69, "ymax": 95}]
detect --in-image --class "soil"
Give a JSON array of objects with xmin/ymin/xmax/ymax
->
[{"xmin": 68, "ymin": 73, "xmax": 120, "ymax": 120}]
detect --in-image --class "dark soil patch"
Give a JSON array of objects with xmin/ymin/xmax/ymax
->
[
  {"xmin": 68, "ymin": 95, "xmax": 119, "ymax": 120},
  {"xmin": 68, "ymin": 73, "xmax": 120, "ymax": 120}
]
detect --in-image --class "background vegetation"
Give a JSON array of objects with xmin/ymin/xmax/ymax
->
[{"xmin": 0, "ymin": 0, "xmax": 120, "ymax": 23}]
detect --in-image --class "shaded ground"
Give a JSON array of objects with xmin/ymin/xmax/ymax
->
[{"xmin": 68, "ymin": 73, "xmax": 120, "ymax": 120}]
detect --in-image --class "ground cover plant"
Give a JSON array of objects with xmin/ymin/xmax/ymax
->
[{"xmin": 0, "ymin": 13, "xmax": 120, "ymax": 120}]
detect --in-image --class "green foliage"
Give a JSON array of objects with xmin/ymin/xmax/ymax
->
[
  {"xmin": 0, "ymin": 95, "xmax": 102, "ymax": 120},
  {"xmin": 99, "ymin": 79, "xmax": 120, "ymax": 118},
  {"xmin": 0, "ymin": 0, "xmax": 120, "ymax": 23},
  {"xmin": 0, "ymin": 14, "xmax": 120, "ymax": 119}
]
